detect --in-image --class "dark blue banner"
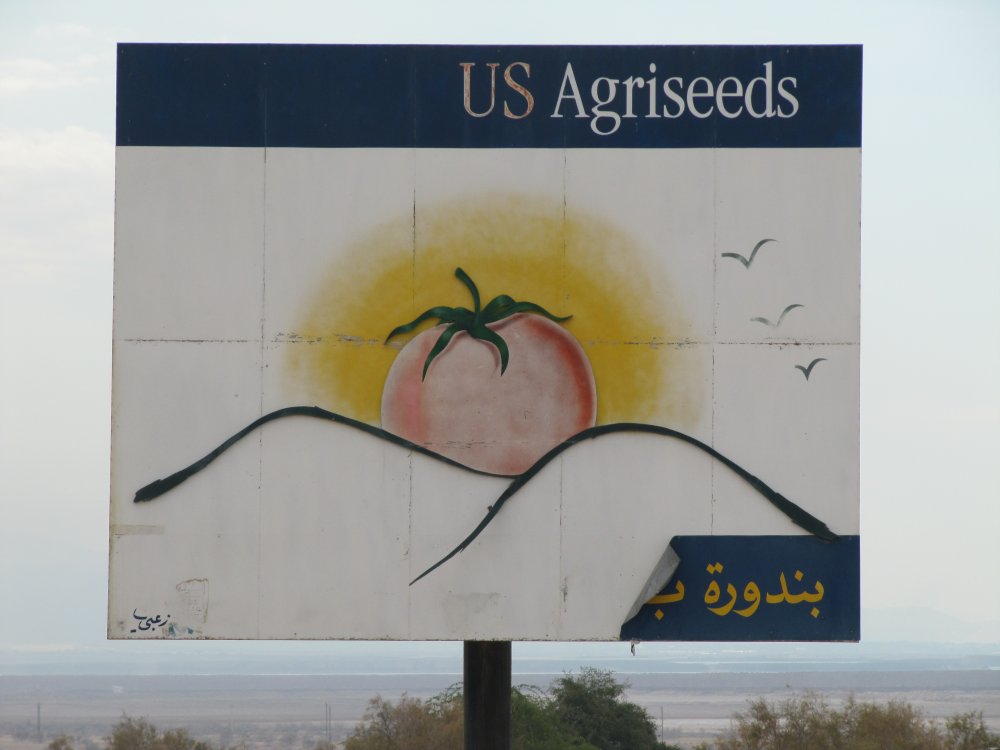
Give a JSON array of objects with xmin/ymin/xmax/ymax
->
[
  {"xmin": 621, "ymin": 536, "xmax": 860, "ymax": 642},
  {"xmin": 117, "ymin": 44, "xmax": 861, "ymax": 148}
]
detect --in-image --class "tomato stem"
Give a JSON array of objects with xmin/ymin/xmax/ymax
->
[
  {"xmin": 455, "ymin": 267, "xmax": 481, "ymax": 315},
  {"xmin": 385, "ymin": 267, "xmax": 572, "ymax": 381}
]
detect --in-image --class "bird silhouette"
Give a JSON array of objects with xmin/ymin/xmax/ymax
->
[
  {"xmin": 795, "ymin": 358, "xmax": 827, "ymax": 380},
  {"xmin": 751, "ymin": 303, "xmax": 804, "ymax": 328},
  {"xmin": 722, "ymin": 238, "xmax": 776, "ymax": 269}
]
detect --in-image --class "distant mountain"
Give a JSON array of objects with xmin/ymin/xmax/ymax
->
[{"xmin": 2, "ymin": 607, "xmax": 997, "ymax": 677}]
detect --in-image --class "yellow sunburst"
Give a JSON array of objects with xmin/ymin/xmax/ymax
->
[{"xmin": 286, "ymin": 193, "xmax": 705, "ymax": 428}]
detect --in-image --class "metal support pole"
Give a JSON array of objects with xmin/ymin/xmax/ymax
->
[{"xmin": 464, "ymin": 640, "xmax": 511, "ymax": 750}]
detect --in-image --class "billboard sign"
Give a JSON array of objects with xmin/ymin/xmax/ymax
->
[{"xmin": 111, "ymin": 44, "xmax": 861, "ymax": 641}]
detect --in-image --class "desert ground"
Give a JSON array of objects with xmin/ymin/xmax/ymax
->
[{"xmin": 2, "ymin": 671, "xmax": 998, "ymax": 749}]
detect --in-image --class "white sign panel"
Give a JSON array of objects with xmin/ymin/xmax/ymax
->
[{"xmin": 111, "ymin": 44, "xmax": 861, "ymax": 641}]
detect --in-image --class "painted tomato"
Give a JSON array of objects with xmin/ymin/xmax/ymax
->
[{"xmin": 381, "ymin": 270, "xmax": 596, "ymax": 476}]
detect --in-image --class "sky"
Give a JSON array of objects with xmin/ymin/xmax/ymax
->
[{"xmin": 0, "ymin": 0, "xmax": 998, "ymax": 653}]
